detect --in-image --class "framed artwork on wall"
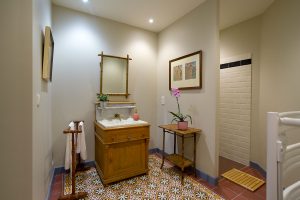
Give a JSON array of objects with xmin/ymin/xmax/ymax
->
[
  {"xmin": 42, "ymin": 26, "xmax": 54, "ymax": 82},
  {"xmin": 169, "ymin": 50, "xmax": 202, "ymax": 90}
]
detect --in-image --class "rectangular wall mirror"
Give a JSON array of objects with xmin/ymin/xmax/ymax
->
[{"xmin": 98, "ymin": 52, "xmax": 131, "ymax": 98}]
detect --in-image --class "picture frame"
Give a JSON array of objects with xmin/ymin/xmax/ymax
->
[
  {"xmin": 42, "ymin": 26, "xmax": 54, "ymax": 82},
  {"xmin": 169, "ymin": 50, "xmax": 202, "ymax": 90}
]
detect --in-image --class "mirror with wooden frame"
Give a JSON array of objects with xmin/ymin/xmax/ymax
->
[{"xmin": 98, "ymin": 52, "xmax": 131, "ymax": 98}]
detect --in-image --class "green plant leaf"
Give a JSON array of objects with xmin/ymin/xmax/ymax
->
[
  {"xmin": 171, "ymin": 117, "xmax": 179, "ymax": 124},
  {"xmin": 185, "ymin": 114, "xmax": 192, "ymax": 124},
  {"xmin": 169, "ymin": 111, "xmax": 184, "ymax": 121}
]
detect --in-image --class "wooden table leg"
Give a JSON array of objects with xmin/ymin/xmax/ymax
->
[
  {"xmin": 160, "ymin": 129, "xmax": 166, "ymax": 169},
  {"xmin": 181, "ymin": 135, "xmax": 185, "ymax": 184},
  {"xmin": 174, "ymin": 133, "xmax": 176, "ymax": 154},
  {"xmin": 194, "ymin": 133, "xmax": 197, "ymax": 177},
  {"xmin": 72, "ymin": 133, "xmax": 76, "ymax": 195}
]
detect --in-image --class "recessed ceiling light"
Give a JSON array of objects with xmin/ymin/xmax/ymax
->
[
  {"xmin": 82, "ymin": 0, "xmax": 88, "ymax": 3},
  {"xmin": 149, "ymin": 18, "xmax": 154, "ymax": 24}
]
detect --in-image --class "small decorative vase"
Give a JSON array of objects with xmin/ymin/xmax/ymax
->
[
  {"xmin": 100, "ymin": 101, "xmax": 108, "ymax": 108},
  {"xmin": 178, "ymin": 121, "xmax": 188, "ymax": 130}
]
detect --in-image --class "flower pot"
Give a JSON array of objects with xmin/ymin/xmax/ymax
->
[
  {"xmin": 178, "ymin": 121, "xmax": 188, "ymax": 130},
  {"xmin": 133, "ymin": 113, "xmax": 139, "ymax": 121},
  {"xmin": 100, "ymin": 101, "xmax": 108, "ymax": 108}
]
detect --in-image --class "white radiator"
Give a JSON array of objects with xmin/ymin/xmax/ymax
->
[{"xmin": 267, "ymin": 112, "xmax": 300, "ymax": 200}]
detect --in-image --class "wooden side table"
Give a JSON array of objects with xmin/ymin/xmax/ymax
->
[{"xmin": 159, "ymin": 124, "xmax": 201, "ymax": 184}]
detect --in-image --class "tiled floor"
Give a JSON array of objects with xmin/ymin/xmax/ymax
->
[
  {"xmin": 50, "ymin": 173, "xmax": 64, "ymax": 200},
  {"xmin": 216, "ymin": 156, "xmax": 266, "ymax": 200},
  {"xmin": 49, "ymin": 155, "xmax": 266, "ymax": 200}
]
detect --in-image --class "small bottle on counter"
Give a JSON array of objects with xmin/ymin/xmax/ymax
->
[{"xmin": 133, "ymin": 108, "xmax": 139, "ymax": 121}]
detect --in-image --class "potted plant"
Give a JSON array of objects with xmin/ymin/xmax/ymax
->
[
  {"xmin": 97, "ymin": 93, "xmax": 109, "ymax": 108},
  {"xmin": 169, "ymin": 88, "xmax": 192, "ymax": 130}
]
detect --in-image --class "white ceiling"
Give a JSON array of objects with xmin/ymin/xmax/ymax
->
[
  {"xmin": 220, "ymin": 0, "xmax": 274, "ymax": 30},
  {"xmin": 52, "ymin": 0, "xmax": 274, "ymax": 32}
]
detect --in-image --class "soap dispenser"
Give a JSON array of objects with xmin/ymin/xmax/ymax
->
[{"xmin": 133, "ymin": 108, "xmax": 139, "ymax": 121}]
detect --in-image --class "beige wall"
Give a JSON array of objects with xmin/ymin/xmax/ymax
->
[
  {"xmin": 157, "ymin": 0, "xmax": 219, "ymax": 178},
  {"xmin": 52, "ymin": 5, "xmax": 157, "ymax": 166},
  {"xmin": 220, "ymin": 0, "xmax": 300, "ymax": 170},
  {"xmin": 1, "ymin": 1, "xmax": 53, "ymax": 199},
  {"xmin": 32, "ymin": 0, "xmax": 53, "ymax": 199},
  {"xmin": 0, "ymin": 0, "xmax": 33, "ymax": 199},
  {"xmin": 258, "ymin": 0, "xmax": 300, "ymax": 169},
  {"xmin": 220, "ymin": 16, "xmax": 262, "ymax": 166}
]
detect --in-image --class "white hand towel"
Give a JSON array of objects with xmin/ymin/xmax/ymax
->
[
  {"xmin": 64, "ymin": 121, "xmax": 75, "ymax": 170},
  {"xmin": 78, "ymin": 121, "xmax": 87, "ymax": 160}
]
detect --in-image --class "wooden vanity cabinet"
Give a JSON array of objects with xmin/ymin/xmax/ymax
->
[{"xmin": 94, "ymin": 122, "xmax": 150, "ymax": 185}]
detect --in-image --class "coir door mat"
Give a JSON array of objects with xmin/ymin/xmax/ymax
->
[{"xmin": 222, "ymin": 168, "xmax": 265, "ymax": 191}]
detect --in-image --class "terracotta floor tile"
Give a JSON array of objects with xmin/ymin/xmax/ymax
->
[
  {"xmin": 213, "ymin": 186, "xmax": 239, "ymax": 199},
  {"xmin": 50, "ymin": 192, "xmax": 61, "ymax": 200},
  {"xmin": 239, "ymin": 189, "xmax": 265, "ymax": 200},
  {"xmin": 54, "ymin": 174, "xmax": 63, "ymax": 183},
  {"xmin": 218, "ymin": 178, "xmax": 246, "ymax": 194},
  {"xmin": 231, "ymin": 194, "xmax": 249, "ymax": 200},
  {"xmin": 255, "ymin": 185, "xmax": 266, "ymax": 198},
  {"xmin": 196, "ymin": 179, "xmax": 217, "ymax": 190},
  {"xmin": 51, "ymin": 182, "xmax": 63, "ymax": 194},
  {"xmin": 240, "ymin": 166, "xmax": 252, "ymax": 171},
  {"xmin": 219, "ymin": 156, "xmax": 245, "ymax": 176}
]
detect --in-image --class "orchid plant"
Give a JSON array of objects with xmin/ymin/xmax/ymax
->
[{"xmin": 169, "ymin": 88, "xmax": 192, "ymax": 124}]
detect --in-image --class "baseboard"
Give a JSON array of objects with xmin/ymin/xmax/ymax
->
[
  {"xmin": 46, "ymin": 167, "xmax": 55, "ymax": 200},
  {"xmin": 53, "ymin": 160, "xmax": 96, "ymax": 175},
  {"xmin": 149, "ymin": 148, "xmax": 218, "ymax": 186},
  {"xmin": 250, "ymin": 161, "xmax": 266, "ymax": 178}
]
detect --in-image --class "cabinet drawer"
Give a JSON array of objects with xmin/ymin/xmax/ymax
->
[
  {"xmin": 95, "ymin": 122, "xmax": 149, "ymax": 143},
  {"xmin": 108, "ymin": 127, "xmax": 149, "ymax": 143}
]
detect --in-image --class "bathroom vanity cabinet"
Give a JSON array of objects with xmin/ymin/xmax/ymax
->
[{"xmin": 94, "ymin": 121, "xmax": 150, "ymax": 185}]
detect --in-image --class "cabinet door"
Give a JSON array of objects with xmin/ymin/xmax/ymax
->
[{"xmin": 106, "ymin": 140, "xmax": 147, "ymax": 178}]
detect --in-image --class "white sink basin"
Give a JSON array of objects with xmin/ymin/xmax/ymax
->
[{"xmin": 98, "ymin": 118, "xmax": 147, "ymax": 128}]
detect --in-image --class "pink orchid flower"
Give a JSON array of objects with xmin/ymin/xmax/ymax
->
[
  {"xmin": 169, "ymin": 88, "xmax": 192, "ymax": 124},
  {"xmin": 171, "ymin": 87, "xmax": 181, "ymax": 98}
]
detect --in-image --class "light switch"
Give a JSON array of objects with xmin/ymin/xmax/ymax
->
[
  {"xmin": 36, "ymin": 93, "xmax": 40, "ymax": 107},
  {"xmin": 161, "ymin": 96, "xmax": 165, "ymax": 105}
]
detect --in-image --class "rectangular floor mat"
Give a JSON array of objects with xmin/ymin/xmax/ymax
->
[{"xmin": 221, "ymin": 168, "xmax": 265, "ymax": 191}]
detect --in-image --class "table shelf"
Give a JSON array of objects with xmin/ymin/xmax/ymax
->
[
  {"xmin": 166, "ymin": 154, "xmax": 193, "ymax": 168},
  {"xmin": 159, "ymin": 124, "xmax": 201, "ymax": 184}
]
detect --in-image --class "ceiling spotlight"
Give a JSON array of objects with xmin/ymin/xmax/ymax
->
[
  {"xmin": 149, "ymin": 18, "xmax": 154, "ymax": 24},
  {"xmin": 82, "ymin": 0, "xmax": 88, "ymax": 3}
]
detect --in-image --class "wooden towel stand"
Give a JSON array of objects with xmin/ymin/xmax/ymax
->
[{"xmin": 58, "ymin": 121, "xmax": 88, "ymax": 200}]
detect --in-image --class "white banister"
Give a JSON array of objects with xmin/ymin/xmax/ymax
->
[
  {"xmin": 279, "ymin": 111, "xmax": 300, "ymax": 118},
  {"xmin": 280, "ymin": 117, "xmax": 300, "ymax": 126},
  {"xmin": 267, "ymin": 112, "xmax": 280, "ymax": 200}
]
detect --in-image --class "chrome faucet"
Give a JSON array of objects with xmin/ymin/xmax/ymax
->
[{"xmin": 114, "ymin": 113, "xmax": 121, "ymax": 121}]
